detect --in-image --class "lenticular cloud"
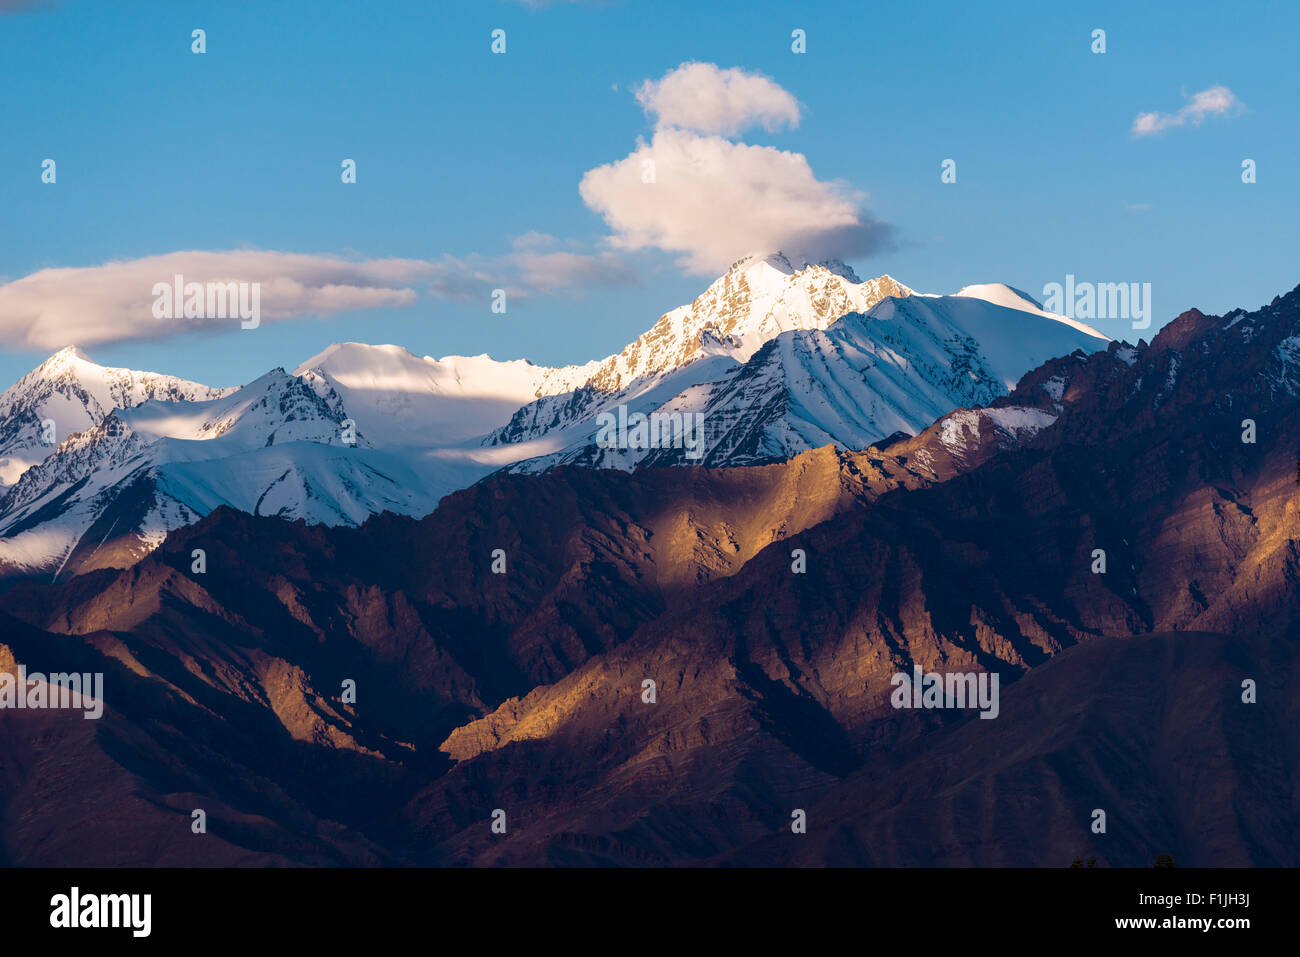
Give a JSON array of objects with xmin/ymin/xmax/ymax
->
[{"xmin": 0, "ymin": 251, "xmax": 432, "ymax": 350}]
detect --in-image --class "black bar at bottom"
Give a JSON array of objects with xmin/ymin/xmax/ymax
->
[{"xmin": 0, "ymin": 866, "xmax": 1280, "ymax": 942}]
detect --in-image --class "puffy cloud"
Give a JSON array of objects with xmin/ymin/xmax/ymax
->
[
  {"xmin": 1132, "ymin": 85, "xmax": 1245, "ymax": 136},
  {"xmin": 581, "ymin": 62, "xmax": 890, "ymax": 274},
  {"xmin": 636, "ymin": 62, "xmax": 800, "ymax": 136},
  {"xmin": 0, "ymin": 251, "xmax": 432, "ymax": 349},
  {"xmin": 580, "ymin": 129, "xmax": 891, "ymax": 275}
]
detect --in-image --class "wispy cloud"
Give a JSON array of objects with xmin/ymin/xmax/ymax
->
[
  {"xmin": 1132, "ymin": 85, "xmax": 1245, "ymax": 137},
  {"xmin": 0, "ymin": 243, "xmax": 640, "ymax": 349},
  {"xmin": 509, "ymin": 234, "xmax": 638, "ymax": 294},
  {"xmin": 426, "ymin": 235, "xmax": 638, "ymax": 302},
  {"xmin": 0, "ymin": 251, "xmax": 432, "ymax": 350}
]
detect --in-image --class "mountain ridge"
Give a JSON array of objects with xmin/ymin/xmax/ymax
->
[
  {"xmin": 0, "ymin": 277, "xmax": 1295, "ymax": 865},
  {"xmin": 0, "ymin": 259, "xmax": 1110, "ymax": 580}
]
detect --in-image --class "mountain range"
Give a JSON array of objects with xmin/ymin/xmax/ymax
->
[
  {"xmin": 0, "ymin": 265, "xmax": 1297, "ymax": 866},
  {"xmin": 0, "ymin": 253, "xmax": 1106, "ymax": 582}
]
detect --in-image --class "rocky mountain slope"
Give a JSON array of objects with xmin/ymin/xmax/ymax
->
[
  {"xmin": 0, "ymin": 367, "xmax": 449, "ymax": 580},
  {"xmin": 504, "ymin": 290, "xmax": 1108, "ymax": 471},
  {"xmin": 0, "ymin": 347, "xmax": 233, "ymax": 486},
  {"xmin": 1, "ymin": 281, "xmax": 1296, "ymax": 866},
  {"xmin": 483, "ymin": 254, "xmax": 918, "ymax": 450}
]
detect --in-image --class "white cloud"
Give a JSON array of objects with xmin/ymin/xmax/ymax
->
[
  {"xmin": 1132, "ymin": 85, "xmax": 1245, "ymax": 137},
  {"xmin": 0, "ymin": 243, "xmax": 641, "ymax": 349},
  {"xmin": 0, "ymin": 250, "xmax": 432, "ymax": 350},
  {"xmin": 580, "ymin": 129, "xmax": 890, "ymax": 275},
  {"xmin": 636, "ymin": 62, "xmax": 801, "ymax": 136},
  {"xmin": 582, "ymin": 62, "xmax": 890, "ymax": 274}
]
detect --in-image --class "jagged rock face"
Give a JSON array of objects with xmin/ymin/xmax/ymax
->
[
  {"xmin": 485, "ymin": 256, "xmax": 916, "ymax": 447},
  {"xmin": 416, "ymin": 631, "xmax": 1297, "ymax": 867},
  {"xmin": 499, "ymin": 290, "xmax": 1108, "ymax": 473},
  {"xmin": 578, "ymin": 256, "xmax": 913, "ymax": 393},
  {"xmin": 0, "ymin": 368, "xmax": 430, "ymax": 581},
  {"xmin": 726, "ymin": 631, "xmax": 1300, "ymax": 867},
  {"xmin": 0, "ymin": 346, "xmax": 234, "ymax": 486},
  {"xmin": 0, "ymin": 284, "xmax": 1296, "ymax": 867},
  {"xmin": 0, "ymin": 615, "xmax": 398, "ymax": 866}
]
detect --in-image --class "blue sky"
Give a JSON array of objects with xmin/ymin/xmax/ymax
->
[{"xmin": 1, "ymin": 0, "xmax": 1296, "ymax": 389}]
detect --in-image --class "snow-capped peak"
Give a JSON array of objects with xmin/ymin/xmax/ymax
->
[
  {"xmin": 38, "ymin": 345, "xmax": 95, "ymax": 369},
  {"xmin": 956, "ymin": 283, "xmax": 1046, "ymax": 312},
  {"xmin": 0, "ymin": 258, "xmax": 1119, "ymax": 584},
  {"xmin": 592, "ymin": 254, "xmax": 913, "ymax": 389},
  {"xmin": 727, "ymin": 251, "xmax": 864, "ymax": 284},
  {"xmin": 501, "ymin": 288, "xmax": 1113, "ymax": 476},
  {"xmin": 483, "ymin": 257, "xmax": 916, "ymax": 450},
  {"xmin": 956, "ymin": 283, "xmax": 1110, "ymax": 341},
  {"xmin": 293, "ymin": 341, "xmax": 580, "ymax": 447},
  {"xmin": 0, "ymin": 348, "xmax": 234, "ymax": 486}
]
